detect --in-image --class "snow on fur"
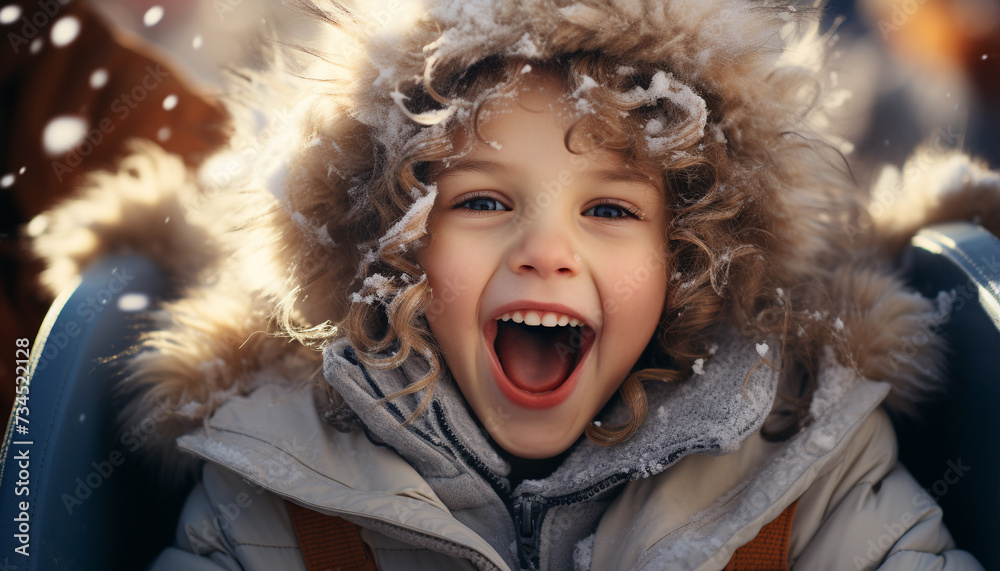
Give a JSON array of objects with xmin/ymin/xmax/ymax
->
[{"xmin": 26, "ymin": 0, "xmax": 1000, "ymax": 473}]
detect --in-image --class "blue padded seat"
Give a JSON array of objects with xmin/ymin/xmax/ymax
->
[
  {"xmin": 0, "ymin": 255, "xmax": 188, "ymax": 571},
  {"xmin": 896, "ymin": 222, "xmax": 1000, "ymax": 569}
]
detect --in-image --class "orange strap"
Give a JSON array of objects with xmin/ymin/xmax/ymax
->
[
  {"xmin": 286, "ymin": 498, "xmax": 797, "ymax": 571},
  {"xmin": 285, "ymin": 501, "xmax": 378, "ymax": 571},
  {"xmin": 723, "ymin": 500, "xmax": 799, "ymax": 571}
]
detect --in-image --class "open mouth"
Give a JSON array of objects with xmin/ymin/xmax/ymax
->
[{"xmin": 484, "ymin": 309, "xmax": 595, "ymax": 409}]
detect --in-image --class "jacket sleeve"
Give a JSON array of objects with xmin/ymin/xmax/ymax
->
[
  {"xmin": 147, "ymin": 463, "xmax": 305, "ymax": 571},
  {"xmin": 790, "ymin": 408, "xmax": 983, "ymax": 570}
]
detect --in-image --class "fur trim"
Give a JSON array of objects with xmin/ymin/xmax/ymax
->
[
  {"xmin": 866, "ymin": 149, "xmax": 1000, "ymax": 254},
  {"xmin": 27, "ymin": 0, "xmax": 1000, "ymax": 467},
  {"xmin": 116, "ymin": 280, "xmax": 321, "ymax": 479},
  {"xmin": 31, "ymin": 141, "xmax": 219, "ymax": 297},
  {"xmin": 829, "ymin": 260, "xmax": 948, "ymax": 416}
]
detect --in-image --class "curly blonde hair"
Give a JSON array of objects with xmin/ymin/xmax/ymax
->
[{"xmin": 277, "ymin": 52, "xmax": 831, "ymax": 445}]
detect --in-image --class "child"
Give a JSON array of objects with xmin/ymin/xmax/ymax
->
[{"xmin": 31, "ymin": 0, "xmax": 995, "ymax": 569}]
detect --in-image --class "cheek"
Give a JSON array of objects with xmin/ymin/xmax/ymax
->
[
  {"xmin": 602, "ymin": 246, "xmax": 668, "ymax": 318},
  {"xmin": 599, "ymin": 248, "xmax": 668, "ymax": 363},
  {"xmin": 417, "ymin": 239, "xmax": 457, "ymax": 326},
  {"xmin": 417, "ymin": 233, "xmax": 481, "ymax": 347}
]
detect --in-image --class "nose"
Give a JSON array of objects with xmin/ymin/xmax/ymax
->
[{"xmin": 508, "ymin": 218, "xmax": 582, "ymax": 278}]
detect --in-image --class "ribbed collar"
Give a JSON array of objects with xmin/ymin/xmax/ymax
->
[{"xmin": 322, "ymin": 322, "xmax": 780, "ymax": 503}]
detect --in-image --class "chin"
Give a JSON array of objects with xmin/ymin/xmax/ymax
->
[{"xmin": 488, "ymin": 417, "xmax": 582, "ymax": 460}]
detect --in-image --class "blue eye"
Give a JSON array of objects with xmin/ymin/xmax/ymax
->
[
  {"xmin": 458, "ymin": 196, "xmax": 508, "ymax": 211},
  {"xmin": 583, "ymin": 203, "xmax": 639, "ymax": 219}
]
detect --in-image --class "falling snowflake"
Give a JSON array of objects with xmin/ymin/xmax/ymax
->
[
  {"xmin": 89, "ymin": 68, "xmax": 108, "ymax": 89},
  {"xmin": 50, "ymin": 16, "xmax": 80, "ymax": 47},
  {"xmin": 42, "ymin": 116, "xmax": 87, "ymax": 156},
  {"xmin": 143, "ymin": 6, "xmax": 164, "ymax": 27},
  {"xmin": 0, "ymin": 4, "xmax": 23, "ymax": 25}
]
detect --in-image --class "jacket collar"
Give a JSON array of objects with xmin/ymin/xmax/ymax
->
[
  {"xmin": 590, "ymin": 358, "xmax": 892, "ymax": 571},
  {"xmin": 175, "ymin": 323, "xmax": 792, "ymax": 570},
  {"xmin": 324, "ymin": 322, "xmax": 780, "ymax": 503}
]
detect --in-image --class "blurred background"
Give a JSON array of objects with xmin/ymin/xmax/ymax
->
[{"xmin": 1, "ymin": 0, "xmax": 999, "ymax": 412}]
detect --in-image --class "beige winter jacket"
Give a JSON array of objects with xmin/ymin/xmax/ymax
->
[
  {"xmin": 145, "ymin": 336, "xmax": 981, "ymax": 570},
  {"xmin": 26, "ymin": 0, "xmax": 1000, "ymax": 570}
]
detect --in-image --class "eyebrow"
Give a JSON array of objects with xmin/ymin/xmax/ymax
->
[
  {"xmin": 435, "ymin": 158, "xmax": 507, "ymax": 178},
  {"xmin": 591, "ymin": 168, "xmax": 657, "ymax": 185},
  {"xmin": 437, "ymin": 158, "xmax": 655, "ymax": 186}
]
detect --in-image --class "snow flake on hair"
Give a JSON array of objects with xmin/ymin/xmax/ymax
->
[
  {"xmin": 390, "ymin": 90, "xmax": 458, "ymax": 126},
  {"xmin": 291, "ymin": 212, "xmax": 336, "ymax": 250},
  {"xmin": 566, "ymin": 74, "xmax": 600, "ymax": 115},
  {"xmin": 622, "ymin": 71, "xmax": 709, "ymax": 153},
  {"xmin": 511, "ymin": 32, "xmax": 542, "ymax": 58},
  {"xmin": 349, "ymin": 185, "xmax": 437, "ymax": 306},
  {"xmin": 377, "ymin": 184, "xmax": 438, "ymax": 255},
  {"xmin": 349, "ymin": 272, "xmax": 429, "ymax": 307},
  {"xmin": 350, "ymin": 273, "xmax": 395, "ymax": 305}
]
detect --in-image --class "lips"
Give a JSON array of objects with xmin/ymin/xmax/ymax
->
[{"xmin": 483, "ymin": 304, "xmax": 595, "ymax": 409}]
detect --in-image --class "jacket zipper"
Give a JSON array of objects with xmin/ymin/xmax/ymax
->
[
  {"xmin": 512, "ymin": 497, "xmax": 546, "ymax": 569},
  {"xmin": 509, "ymin": 471, "xmax": 631, "ymax": 570},
  {"xmin": 432, "ymin": 402, "xmax": 635, "ymax": 570}
]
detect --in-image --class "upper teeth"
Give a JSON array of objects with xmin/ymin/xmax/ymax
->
[{"xmin": 497, "ymin": 310, "xmax": 580, "ymax": 327}]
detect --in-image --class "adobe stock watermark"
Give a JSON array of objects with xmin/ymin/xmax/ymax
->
[
  {"xmin": 425, "ymin": 277, "xmax": 466, "ymax": 321},
  {"xmin": 604, "ymin": 248, "xmax": 668, "ymax": 317},
  {"xmin": 886, "ymin": 257, "xmax": 998, "ymax": 373},
  {"xmin": 510, "ymin": 154, "xmax": 591, "ymax": 233},
  {"xmin": 852, "ymin": 458, "xmax": 971, "ymax": 569},
  {"xmin": 195, "ymin": 107, "xmax": 298, "ymax": 210},
  {"xmin": 60, "ymin": 402, "xmax": 170, "ymax": 514},
  {"xmin": 185, "ymin": 439, "xmax": 310, "ymax": 550},
  {"xmin": 33, "ymin": 266, "xmax": 136, "ymax": 374},
  {"xmin": 212, "ymin": 0, "xmax": 248, "ymax": 20},
  {"xmin": 187, "ymin": 483, "xmax": 267, "ymax": 550},
  {"xmin": 548, "ymin": 244, "xmax": 667, "ymax": 363},
  {"xmin": 5, "ymin": 0, "xmax": 69, "ymax": 54},
  {"xmin": 844, "ymin": 125, "xmax": 963, "ymax": 245},
  {"xmin": 876, "ymin": 0, "xmax": 931, "ymax": 40},
  {"xmin": 416, "ymin": 151, "xmax": 591, "ymax": 320},
  {"xmin": 482, "ymin": 405, "xmax": 512, "ymax": 433},
  {"xmin": 50, "ymin": 64, "xmax": 171, "ymax": 182}
]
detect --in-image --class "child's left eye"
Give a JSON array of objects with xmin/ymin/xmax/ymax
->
[
  {"xmin": 454, "ymin": 194, "xmax": 509, "ymax": 212},
  {"xmin": 583, "ymin": 202, "xmax": 641, "ymax": 219}
]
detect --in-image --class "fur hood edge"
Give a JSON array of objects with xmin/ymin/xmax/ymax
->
[{"xmin": 26, "ymin": 0, "xmax": 1000, "ymax": 465}]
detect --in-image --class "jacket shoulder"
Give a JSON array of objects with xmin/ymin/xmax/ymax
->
[
  {"xmin": 791, "ymin": 408, "xmax": 981, "ymax": 569},
  {"xmin": 149, "ymin": 462, "xmax": 304, "ymax": 571}
]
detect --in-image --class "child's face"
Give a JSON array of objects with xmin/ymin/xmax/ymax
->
[{"xmin": 418, "ymin": 76, "xmax": 668, "ymax": 459}]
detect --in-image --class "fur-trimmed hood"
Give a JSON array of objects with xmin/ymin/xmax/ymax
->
[{"xmin": 29, "ymin": 0, "xmax": 1000, "ymax": 463}]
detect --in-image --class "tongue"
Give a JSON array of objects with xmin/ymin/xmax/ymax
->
[{"xmin": 495, "ymin": 323, "xmax": 576, "ymax": 393}]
